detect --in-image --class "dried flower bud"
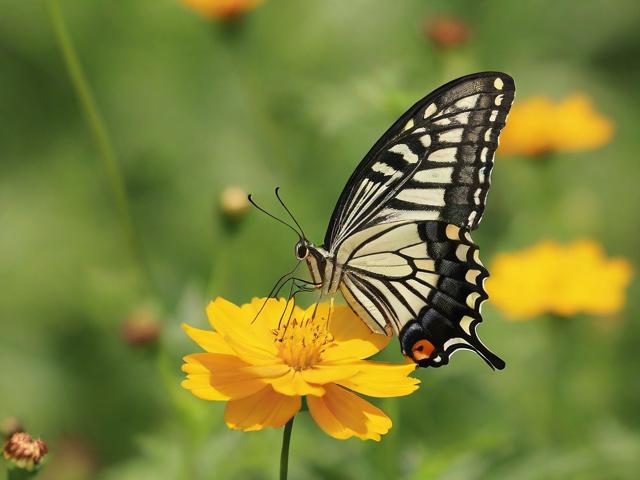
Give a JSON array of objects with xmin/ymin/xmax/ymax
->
[
  {"xmin": 220, "ymin": 186, "xmax": 250, "ymax": 221},
  {"xmin": 424, "ymin": 16, "xmax": 469, "ymax": 48},
  {"xmin": 0, "ymin": 417, "xmax": 23, "ymax": 438},
  {"xmin": 3, "ymin": 432, "xmax": 48, "ymax": 471},
  {"xmin": 121, "ymin": 309, "xmax": 160, "ymax": 347}
]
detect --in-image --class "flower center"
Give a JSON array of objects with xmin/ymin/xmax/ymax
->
[{"xmin": 274, "ymin": 311, "xmax": 333, "ymax": 370}]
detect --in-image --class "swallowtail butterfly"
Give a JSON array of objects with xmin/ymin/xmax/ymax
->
[{"xmin": 257, "ymin": 72, "xmax": 515, "ymax": 369}]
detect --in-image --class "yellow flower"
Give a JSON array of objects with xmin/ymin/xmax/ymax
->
[
  {"xmin": 498, "ymin": 94, "xmax": 614, "ymax": 156},
  {"xmin": 181, "ymin": 298, "xmax": 419, "ymax": 440},
  {"xmin": 182, "ymin": 0, "xmax": 263, "ymax": 20},
  {"xmin": 487, "ymin": 240, "xmax": 632, "ymax": 320}
]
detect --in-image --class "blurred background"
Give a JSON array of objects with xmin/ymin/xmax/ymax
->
[{"xmin": 1, "ymin": 0, "xmax": 639, "ymax": 478}]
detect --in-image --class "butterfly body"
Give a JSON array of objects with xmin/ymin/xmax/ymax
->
[{"xmin": 295, "ymin": 72, "xmax": 515, "ymax": 369}]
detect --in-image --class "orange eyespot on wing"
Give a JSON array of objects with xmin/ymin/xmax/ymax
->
[{"xmin": 411, "ymin": 339, "xmax": 435, "ymax": 361}]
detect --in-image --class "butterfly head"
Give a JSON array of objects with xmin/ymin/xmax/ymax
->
[{"xmin": 294, "ymin": 239, "xmax": 310, "ymax": 260}]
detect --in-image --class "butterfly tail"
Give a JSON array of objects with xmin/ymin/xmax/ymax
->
[{"xmin": 467, "ymin": 336, "xmax": 506, "ymax": 370}]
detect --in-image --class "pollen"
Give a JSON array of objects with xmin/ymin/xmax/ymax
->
[{"xmin": 274, "ymin": 310, "xmax": 334, "ymax": 371}]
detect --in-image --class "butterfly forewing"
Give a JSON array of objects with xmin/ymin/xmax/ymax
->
[{"xmin": 325, "ymin": 72, "xmax": 515, "ymax": 249}]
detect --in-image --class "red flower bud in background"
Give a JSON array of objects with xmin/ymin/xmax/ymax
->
[{"xmin": 424, "ymin": 16, "xmax": 470, "ymax": 48}]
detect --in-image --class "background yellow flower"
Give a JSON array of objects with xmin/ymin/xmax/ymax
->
[
  {"xmin": 498, "ymin": 94, "xmax": 614, "ymax": 156},
  {"xmin": 487, "ymin": 240, "xmax": 632, "ymax": 320},
  {"xmin": 182, "ymin": 298, "xmax": 419, "ymax": 440}
]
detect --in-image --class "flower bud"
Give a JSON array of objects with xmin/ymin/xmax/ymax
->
[
  {"xmin": 424, "ymin": 16, "xmax": 469, "ymax": 48},
  {"xmin": 219, "ymin": 186, "xmax": 250, "ymax": 221},
  {"xmin": 3, "ymin": 431, "xmax": 48, "ymax": 472},
  {"xmin": 121, "ymin": 308, "xmax": 160, "ymax": 347}
]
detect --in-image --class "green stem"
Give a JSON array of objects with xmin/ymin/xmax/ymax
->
[
  {"xmin": 280, "ymin": 417, "xmax": 295, "ymax": 480},
  {"xmin": 7, "ymin": 467, "xmax": 37, "ymax": 479},
  {"xmin": 46, "ymin": 0, "xmax": 152, "ymax": 292}
]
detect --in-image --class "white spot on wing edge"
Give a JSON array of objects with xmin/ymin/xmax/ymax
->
[
  {"xmin": 489, "ymin": 110, "xmax": 498, "ymax": 122},
  {"xmin": 494, "ymin": 77, "xmax": 504, "ymax": 90},
  {"xmin": 445, "ymin": 224, "xmax": 460, "ymax": 240},
  {"xmin": 460, "ymin": 315, "xmax": 474, "ymax": 335},
  {"xmin": 473, "ymin": 188, "xmax": 482, "ymax": 205},
  {"xmin": 467, "ymin": 292, "xmax": 481, "ymax": 309},
  {"xmin": 456, "ymin": 244, "xmax": 470, "ymax": 261},
  {"xmin": 404, "ymin": 119, "xmax": 414, "ymax": 131},
  {"xmin": 465, "ymin": 269, "xmax": 481, "ymax": 284},
  {"xmin": 480, "ymin": 147, "xmax": 489, "ymax": 162},
  {"xmin": 495, "ymin": 94, "xmax": 504, "ymax": 106},
  {"xmin": 424, "ymin": 103, "xmax": 437, "ymax": 118},
  {"xmin": 484, "ymin": 128, "xmax": 493, "ymax": 142}
]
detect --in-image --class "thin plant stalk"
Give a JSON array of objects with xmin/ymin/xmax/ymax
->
[
  {"xmin": 46, "ymin": 0, "xmax": 152, "ymax": 292},
  {"xmin": 280, "ymin": 417, "xmax": 295, "ymax": 480}
]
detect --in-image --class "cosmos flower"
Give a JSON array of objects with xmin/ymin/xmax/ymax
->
[
  {"xmin": 182, "ymin": 0, "xmax": 264, "ymax": 20},
  {"xmin": 487, "ymin": 240, "xmax": 632, "ymax": 320},
  {"xmin": 181, "ymin": 298, "xmax": 419, "ymax": 440},
  {"xmin": 498, "ymin": 94, "xmax": 614, "ymax": 156}
]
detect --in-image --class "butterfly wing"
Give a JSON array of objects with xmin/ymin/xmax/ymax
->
[
  {"xmin": 325, "ymin": 72, "xmax": 515, "ymax": 250},
  {"xmin": 338, "ymin": 220, "xmax": 503, "ymax": 369},
  {"xmin": 324, "ymin": 72, "xmax": 515, "ymax": 368}
]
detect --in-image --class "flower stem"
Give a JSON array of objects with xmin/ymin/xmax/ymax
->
[
  {"xmin": 7, "ymin": 468, "xmax": 37, "ymax": 479},
  {"xmin": 279, "ymin": 417, "xmax": 295, "ymax": 480},
  {"xmin": 46, "ymin": 0, "xmax": 152, "ymax": 292}
]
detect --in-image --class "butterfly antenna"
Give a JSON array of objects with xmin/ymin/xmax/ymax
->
[
  {"xmin": 251, "ymin": 261, "xmax": 301, "ymax": 325},
  {"xmin": 275, "ymin": 187, "xmax": 306, "ymax": 239},
  {"xmin": 248, "ymin": 194, "xmax": 302, "ymax": 239}
]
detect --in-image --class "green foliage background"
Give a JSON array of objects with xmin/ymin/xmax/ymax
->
[{"xmin": 1, "ymin": 0, "xmax": 640, "ymax": 478}]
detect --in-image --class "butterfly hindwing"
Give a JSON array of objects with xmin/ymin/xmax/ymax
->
[
  {"xmin": 337, "ymin": 220, "xmax": 491, "ymax": 355},
  {"xmin": 325, "ymin": 72, "xmax": 515, "ymax": 250}
]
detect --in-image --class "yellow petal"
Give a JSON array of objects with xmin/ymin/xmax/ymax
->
[
  {"xmin": 241, "ymin": 297, "xmax": 304, "ymax": 331},
  {"xmin": 336, "ymin": 361, "xmax": 420, "ymax": 398},
  {"xmin": 307, "ymin": 384, "xmax": 392, "ymax": 441},
  {"xmin": 313, "ymin": 304, "xmax": 390, "ymax": 359},
  {"xmin": 181, "ymin": 353, "xmax": 274, "ymax": 400},
  {"xmin": 206, "ymin": 298, "xmax": 278, "ymax": 357},
  {"xmin": 182, "ymin": 323, "xmax": 234, "ymax": 354},
  {"xmin": 224, "ymin": 387, "xmax": 301, "ymax": 432},
  {"xmin": 266, "ymin": 370, "xmax": 325, "ymax": 396},
  {"xmin": 300, "ymin": 363, "xmax": 361, "ymax": 385}
]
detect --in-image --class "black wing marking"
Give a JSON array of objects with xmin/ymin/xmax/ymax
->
[
  {"xmin": 325, "ymin": 72, "xmax": 515, "ymax": 250},
  {"xmin": 338, "ymin": 220, "xmax": 496, "ymax": 369}
]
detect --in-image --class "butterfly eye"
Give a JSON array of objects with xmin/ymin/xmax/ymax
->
[
  {"xmin": 295, "ymin": 243, "xmax": 308, "ymax": 260},
  {"xmin": 411, "ymin": 339, "xmax": 435, "ymax": 361}
]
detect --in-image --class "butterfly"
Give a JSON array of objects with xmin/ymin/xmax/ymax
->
[{"xmin": 254, "ymin": 72, "xmax": 514, "ymax": 369}]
